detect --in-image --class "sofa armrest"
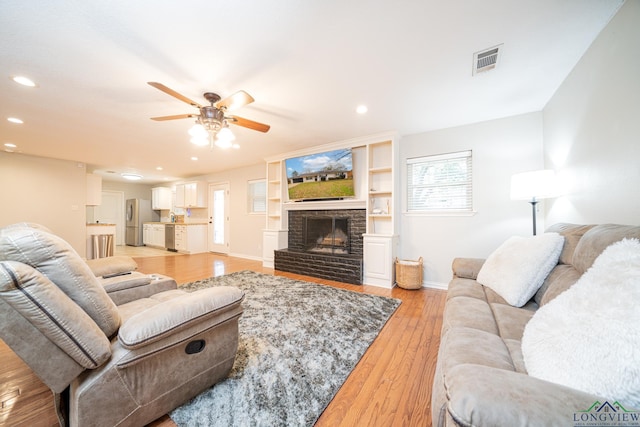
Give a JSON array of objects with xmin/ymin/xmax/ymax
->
[
  {"xmin": 451, "ymin": 258, "xmax": 485, "ymax": 280},
  {"xmin": 118, "ymin": 286, "xmax": 245, "ymax": 349},
  {"xmin": 445, "ymin": 364, "xmax": 603, "ymax": 427}
]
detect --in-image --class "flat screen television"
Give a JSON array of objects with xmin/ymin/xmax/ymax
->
[{"xmin": 285, "ymin": 148, "xmax": 355, "ymax": 201}]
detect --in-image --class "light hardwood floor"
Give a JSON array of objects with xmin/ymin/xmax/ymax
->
[{"xmin": 0, "ymin": 252, "xmax": 446, "ymax": 427}]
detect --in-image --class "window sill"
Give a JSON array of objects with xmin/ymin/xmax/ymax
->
[{"xmin": 402, "ymin": 210, "xmax": 478, "ymax": 217}]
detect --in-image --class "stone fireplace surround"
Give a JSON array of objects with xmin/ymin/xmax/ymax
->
[{"xmin": 274, "ymin": 209, "xmax": 365, "ymax": 284}]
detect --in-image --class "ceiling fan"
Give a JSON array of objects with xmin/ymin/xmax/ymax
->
[{"xmin": 148, "ymin": 82, "xmax": 270, "ymax": 149}]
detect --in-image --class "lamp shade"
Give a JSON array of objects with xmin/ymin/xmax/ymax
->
[{"xmin": 510, "ymin": 169, "xmax": 557, "ymax": 201}]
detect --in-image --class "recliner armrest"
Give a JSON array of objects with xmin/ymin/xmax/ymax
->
[
  {"xmin": 86, "ymin": 255, "xmax": 138, "ymax": 277},
  {"xmin": 118, "ymin": 286, "xmax": 245, "ymax": 349},
  {"xmin": 99, "ymin": 272, "xmax": 177, "ymax": 305}
]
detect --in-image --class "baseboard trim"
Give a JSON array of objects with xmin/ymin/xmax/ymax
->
[
  {"xmin": 423, "ymin": 281, "xmax": 448, "ymax": 290},
  {"xmin": 228, "ymin": 252, "xmax": 263, "ymax": 262}
]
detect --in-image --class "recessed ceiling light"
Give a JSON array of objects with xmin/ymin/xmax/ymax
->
[
  {"xmin": 121, "ymin": 173, "xmax": 142, "ymax": 181},
  {"xmin": 7, "ymin": 117, "xmax": 23, "ymax": 124},
  {"xmin": 11, "ymin": 76, "xmax": 36, "ymax": 87},
  {"xmin": 4, "ymin": 143, "xmax": 17, "ymax": 148},
  {"xmin": 356, "ymin": 105, "xmax": 368, "ymax": 114},
  {"xmin": 191, "ymin": 156, "xmax": 198, "ymax": 161},
  {"xmin": 156, "ymin": 166, "xmax": 163, "ymax": 171}
]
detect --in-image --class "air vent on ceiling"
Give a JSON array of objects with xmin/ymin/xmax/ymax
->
[{"xmin": 472, "ymin": 44, "xmax": 503, "ymax": 76}]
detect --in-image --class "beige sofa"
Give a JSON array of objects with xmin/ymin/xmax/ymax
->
[
  {"xmin": 0, "ymin": 223, "xmax": 244, "ymax": 427},
  {"xmin": 432, "ymin": 223, "xmax": 640, "ymax": 426}
]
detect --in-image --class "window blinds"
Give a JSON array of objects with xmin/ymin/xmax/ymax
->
[
  {"xmin": 407, "ymin": 150, "xmax": 472, "ymax": 212},
  {"xmin": 248, "ymin": 180, "xmax": 266, "ymax": 213}
]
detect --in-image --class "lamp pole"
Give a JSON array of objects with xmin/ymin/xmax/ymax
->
[{"xmin": 529, "ymin": 198, "xmax": 538, "ymax": 236}]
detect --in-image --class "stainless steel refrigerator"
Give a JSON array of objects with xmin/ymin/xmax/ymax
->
[{"xmin": 125, "ymin": 199, "xmax": 152, "ymax": 246}]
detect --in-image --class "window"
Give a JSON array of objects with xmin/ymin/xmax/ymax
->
[
  {"xmin": 247, "ymin": 179, "xmax": 266, "ymax": 213},
  {"xmin": 407, "ymin": 150, "xmax": 473, "ymax": 212}
]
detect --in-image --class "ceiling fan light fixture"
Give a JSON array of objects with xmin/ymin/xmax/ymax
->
[
  {"xmin": 188, "ymin": 123, "xmax": 208, "ymax": 137},
  {"xmin": 214, "ymin": 126, "xmax": 235, "ymax": 149},
  {"xmin": 190, "ymin": 135, "xmax": 209, "ymax": 146},
  {"xmin": 217, "ymin": 126, "xmax": 235, "ymax": 141}
]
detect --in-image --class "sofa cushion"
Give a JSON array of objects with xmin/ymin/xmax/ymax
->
[
  {"xmin": 573, "ymin": 224, "xmax": 640, "ymax": 274},
  {"xmin": 491, "ymin": 303, "xmax": 535, "ymax": 341},
  {"xmin": 441, "ymin": 327, "xmax": 515, "ymax": 373},
  {"xmin": 442, "ymin": 296, "xmax": 499, "ymax": 335},
  {"xmin": 476, "ymin": 233, "xmax": 564, "ymax": 307},
  {"xmin": 522, "ymin": 238, "xmax": 640, "ymax": 408},
  {"xmin": 534, "ymin": 264, "xmax": 582, "ymax": 306},
  {"xmin": 545, "ymin": 223, "xmax": 595, "ymax": 265}
]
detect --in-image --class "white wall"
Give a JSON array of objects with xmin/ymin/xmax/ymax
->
[
  {"xmin": 543, "ymin": 0, "xmax": 640, "ymax": 225},
  {"xmin": 178, "ymin": 162, "xmax": 266, "ymax": 260},
  {"xmin": 0, "ymin": 152, "xmax": 87, "ymax": 254},
  {"xmin": 399, "ymin": 112, "xmax": 544, "ymax": 287}
]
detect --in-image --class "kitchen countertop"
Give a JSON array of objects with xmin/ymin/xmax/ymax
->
[{"xmin": 86, "ymin": 223, "xmax": 116, "ymax": 226}]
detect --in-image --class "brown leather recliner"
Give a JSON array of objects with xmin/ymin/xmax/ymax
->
[{"xmin": 0, "ymin": 223, "xmax": 244, "ymax": 426}]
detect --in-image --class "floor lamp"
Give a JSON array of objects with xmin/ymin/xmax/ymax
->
[{"xmin": 510, "ymin": 170, "xmax": 557, "ymax": 235}]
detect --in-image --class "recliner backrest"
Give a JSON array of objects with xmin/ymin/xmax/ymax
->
[{"xmin": 0, "ymin": 225, "xmax": 121, "ymax": 336}]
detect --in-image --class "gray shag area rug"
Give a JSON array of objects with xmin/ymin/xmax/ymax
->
[{"xmin": 170, "ymin": 270, "xmax": 401, "ymax": 427}]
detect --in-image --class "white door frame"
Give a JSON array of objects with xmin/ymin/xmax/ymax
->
[
  {"xmin": 208, "ymin": 182, "xmax": 230, "ymax": 254},
  {"xmin": 95, "ymin": 190, "xmax": 125, "ymax": 245}
]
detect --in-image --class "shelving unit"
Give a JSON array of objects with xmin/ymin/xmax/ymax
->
[
  {"xmin": 367, "ymin": 141, "xmax": 395, "ymax": 235},
  {"xmin": 363, "ymin": 139, "xmax": 399, "ymax": 288},
  {"xmin": 266, "ymin": 161, "xmax": 286, "ymax": 230},
  {"xmin": 263, "ymin": 160, "xmax": 288, "ymax": 267}
]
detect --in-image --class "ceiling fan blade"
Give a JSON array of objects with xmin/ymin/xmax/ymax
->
[
  {"xmin": 215, "ymin": 90, "xmax": 255, "ymax": 111},
  {"xmin": 150, "ymin": 113, "xmax": 197, "ymax": 121},
  {"xmin": 148, "ymin": 82, "xmax": 202, "ymax": 108},
  {"xmin": 227, "ymin": 115, "xmax": 270, "ymax": 133}
]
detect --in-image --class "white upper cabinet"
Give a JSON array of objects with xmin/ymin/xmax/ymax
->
[
  {"xmin": 152, "ymin": 187, "xmax": 172, "ymax": 210},
  {"xmin": 175, "ymin": 181, "xmax": 207, "ymax": 208}
]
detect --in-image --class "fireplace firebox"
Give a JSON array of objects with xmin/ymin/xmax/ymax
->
[{"xmin": 305, "ymin": 217, "xmax": 350, "ymax": 255}]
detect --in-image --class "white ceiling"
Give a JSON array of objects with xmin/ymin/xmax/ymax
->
[{"xmin": 0, "ymin": 0, "xmax": 623, "ymax": 184}]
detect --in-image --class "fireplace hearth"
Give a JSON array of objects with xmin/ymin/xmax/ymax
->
[{"xmin": 274, "ymin": 209, "xmax": 365, "ymax": 284}]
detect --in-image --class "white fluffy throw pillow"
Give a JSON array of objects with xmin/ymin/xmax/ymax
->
[
  {"xmin": 522, "ymin": 238, "xmax": 640, "ymax": 408},
  {"xmin": 476, "ymin": 232, "xmax": 564, "ymax": 307}
]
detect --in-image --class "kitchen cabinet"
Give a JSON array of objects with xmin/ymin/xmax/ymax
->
[
  {"xmin": 143, "ymin": 223, "xmax": 166, "ymax": 248},
  {"xmin": 175, "ymin": 181, "xmax": 207, "ymax": 208},
  {"xmin": 175, "ymin": 224, "xmax": 207, "ymax": 254},
  {"xmin": 152, "ymin": 187, "xmax": 172, "ymax": 210}
]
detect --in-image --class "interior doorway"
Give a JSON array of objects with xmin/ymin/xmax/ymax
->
[
  {"xmin": 94, "ymin": 191, "xmax": 125, "ymax": 245},
  {"xmin": 208, "ymin": 183, "xmax": 229, "ymax": 254}
]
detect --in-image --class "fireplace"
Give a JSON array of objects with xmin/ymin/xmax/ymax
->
[
  {"xmin": 305, "ymin": 216, "xmax": 350, "ymax": 255},
  {"xmin": 274, "ymin": 209, "xmax": 365, "ymax": 284}
]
